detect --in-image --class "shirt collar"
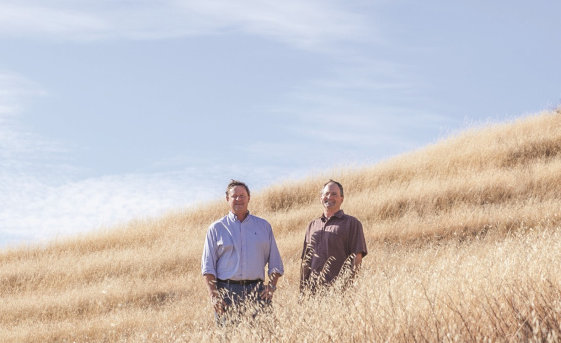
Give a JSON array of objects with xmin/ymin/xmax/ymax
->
[
  {"xmin": 321, "ymin": 209, "xmax": 344, "ymax": 221},
  {"xmin": 228, "ymin": 211, "xmax": 251, "ymax": 222}
]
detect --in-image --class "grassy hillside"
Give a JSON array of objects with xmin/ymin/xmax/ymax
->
[{"xmin": 2, "ymin": 109, "xmax": 561, "ymax": 342}]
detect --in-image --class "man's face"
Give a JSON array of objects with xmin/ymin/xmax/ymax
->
[
  {"xmin": 321, "ymin": 183, "xmax": 343, "ymax": 212},
  {"xmin": 227, "ymin": 185, "xmax": 250, "ymax": 215}
]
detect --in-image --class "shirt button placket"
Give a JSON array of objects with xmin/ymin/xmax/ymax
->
[{"xmin": 239, "ymin": 220, "xmax": 244, "ymax": 279}]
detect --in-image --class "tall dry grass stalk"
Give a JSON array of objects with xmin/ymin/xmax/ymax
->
[{"xmin": 1, "ymin": 109, "xmax": 561, "ymax": 342}]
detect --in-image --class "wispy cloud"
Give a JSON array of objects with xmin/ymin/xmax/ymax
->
[
  {"xmin": 263, "ymin": 54, "xmax": 458, "ymax": 150},
  {"xmin": 0, "ymin": 3, "xmax": 106, "ymax": 38},
  {"xmin": 178, "ymin": 1, "xmax": 371, "ymax": 49},
  {"xmin": 0, "ymin": 171, "xmax": 218, "ymax": 246},
  {"xmin": 0, "ymin": 1, "xmax": 372, "ymax": 49},
  {"xmin": 0, "ymin": 72, "xmax": 219, "ymax": 248},
  {"xmin": 0, "ymin": 72, "xmax": 57, "ymax": 167}
]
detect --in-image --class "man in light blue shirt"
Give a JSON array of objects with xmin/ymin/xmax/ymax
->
[{"xmin": 201, "ymin": 180, "xmax": 284, "ymax": 322}]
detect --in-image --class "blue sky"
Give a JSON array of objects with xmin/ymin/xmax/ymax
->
[{"xmin": 1, "ymin": 0, "xmax": 560, "ymax": 248}]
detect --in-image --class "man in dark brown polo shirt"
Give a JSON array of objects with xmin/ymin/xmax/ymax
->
[{"xmin": 300, "ymin": 179, "xmax": 367, "ymax": 293}]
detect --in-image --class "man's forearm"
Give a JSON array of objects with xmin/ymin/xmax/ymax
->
[
  {"xmin": 353, "ymin": 253, "xmax": 363, "ymax": 271},
  {"xmin": 269, "ymin": 272, "xmax": 281, "ymax": 288},
  {"xmin": 203, "ymin": 273, "xmax": 219, "ymax": 297},
  {"xmin": 204, "ymin": 273, "xmax": 226, "ymax": 314}
]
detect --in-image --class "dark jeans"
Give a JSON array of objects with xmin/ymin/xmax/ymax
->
[{"xmin": 215, "ymin": 280, "xmax": 271, "ymax": 325}]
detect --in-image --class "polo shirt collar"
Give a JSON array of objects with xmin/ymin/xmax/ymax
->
[{"xmin": 321, "ymin": 209, "xmax": 345, "ymax": 221}]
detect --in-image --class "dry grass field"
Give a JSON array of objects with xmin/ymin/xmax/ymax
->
[{"xmin": 2, "ymin": 109, "xmax": 561, "ymax": 342}]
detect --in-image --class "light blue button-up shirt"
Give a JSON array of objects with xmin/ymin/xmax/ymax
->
[{"xmin": 201, "ymin": 212, "xmax": 284, "ymax": 281}]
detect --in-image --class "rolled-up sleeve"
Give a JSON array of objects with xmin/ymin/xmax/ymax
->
[
  {"xmin": 267, "ymin": 227, "xmax": 284, "ymax": 276},
  {"xmin": 201, "ymin": 226, "xmax": 217, "ymax": 276}
]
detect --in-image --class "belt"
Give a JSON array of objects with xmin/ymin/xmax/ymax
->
[{"xmin": 217, "ymin": 279, "xmax": 261, "ymax": 285}]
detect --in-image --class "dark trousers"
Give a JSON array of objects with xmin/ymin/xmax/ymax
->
[{"xmin": 215, "ymin": 280, "xmax": 271, "ymax": 325}]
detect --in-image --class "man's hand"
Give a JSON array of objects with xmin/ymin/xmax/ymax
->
[
  {"xmin": 204, "ymin": 274, "xmax": 226, "ymax": 314},
  {"xmin": 260, "ymin": 273, "xmax": 281, "ymax": 301},
  {"xmin": 260, "ymin": 284, "xmax": 275, "ymax": 301},
  {"xmin": 211, "ymin": 295, "xmax": 226, "ymax": 315}
]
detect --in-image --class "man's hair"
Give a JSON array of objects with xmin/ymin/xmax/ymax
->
[
  {"xmin": 226, "ymin": 179, "xmax": 251, "ymax": 197},
  {"xmin": 323, "ymin": 179, "xmax": 344, "ymax": 197}
]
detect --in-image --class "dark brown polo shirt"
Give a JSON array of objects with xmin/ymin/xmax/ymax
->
[{"xmin": 300, "ymin": 210, "xmax": 367, "ymax": 288}]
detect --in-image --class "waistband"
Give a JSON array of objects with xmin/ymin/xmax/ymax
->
[{"xmin": 217, "ymin": 279, "xmax": 261, "ymax": 285}]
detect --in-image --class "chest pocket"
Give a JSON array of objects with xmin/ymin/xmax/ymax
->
[{"xmin": 323, "ymin": 225, "xmax": 348, "ymax": 254}]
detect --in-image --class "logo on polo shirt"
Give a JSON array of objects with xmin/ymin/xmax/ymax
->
[{"xmin": 324, "ymin": 225, "xmax": 340, "ymax": 234}]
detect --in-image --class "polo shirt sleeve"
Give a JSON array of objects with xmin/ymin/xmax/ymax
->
[
  {"xmin": 348, "ymin": 218, "xmax": 368, "ymax": 257},
  {"xmin": 300, "ymin": 221, "xmax": 312, "ymax": 260}
]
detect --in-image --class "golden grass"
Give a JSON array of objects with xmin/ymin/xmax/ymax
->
[{"xmin": 2, "ymin": 109, "xmax": 561, "ymax": 342}]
